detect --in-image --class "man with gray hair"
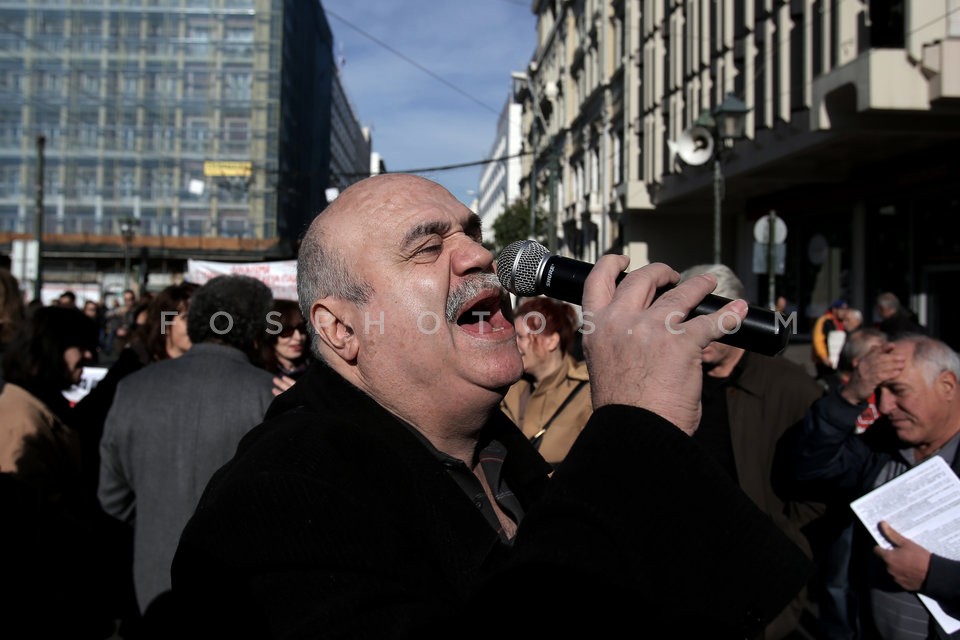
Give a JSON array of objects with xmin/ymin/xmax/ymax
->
[
  {"xmin": 785, "ymin": 334, "xmax": 960, "ymax": 639},
  {"xmin": 679, "ymin": 263, "xmax": 825, "ymax": 639},
  {"xmin": 876, "ymin": 292, "xmax": 926, "ymax": 337},
  {"xmin": 98, "ymin": 274, "xmax": 276, "ymax": 614}
]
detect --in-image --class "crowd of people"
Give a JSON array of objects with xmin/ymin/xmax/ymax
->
[
  {"xmin": 0, "ymin": 173, "xmax": 956, "ymax": 640},
  {"xmin": 0, "ymin": 271, "xmax": 310, "ymax": 637}
]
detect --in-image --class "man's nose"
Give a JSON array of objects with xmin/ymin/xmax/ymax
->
[{"xmin": 450, "ymin": 236, "xmax": 493, "ymax": 275}]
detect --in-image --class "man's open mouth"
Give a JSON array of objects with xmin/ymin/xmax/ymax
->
[{"xmin": 455, "ymin": 291, "xmax": 512, "ymax": 335}]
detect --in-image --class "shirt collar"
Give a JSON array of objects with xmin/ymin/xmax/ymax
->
[{"xmin": 899, "ymin": 429, "xmax": 960, "ymax": 467}]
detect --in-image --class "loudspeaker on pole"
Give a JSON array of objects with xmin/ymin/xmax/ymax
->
[{"xmin": 669, "ymin": 125, "xmax": 715, "ymax": 166}]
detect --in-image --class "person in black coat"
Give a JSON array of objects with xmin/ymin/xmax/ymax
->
[
  {"xmin": 159, "ymin": 174, "xmax": 810, "ymax": 640},
  {"xmin": 875, "ymin": 291, "xmax": 926, "ymax": 337}
]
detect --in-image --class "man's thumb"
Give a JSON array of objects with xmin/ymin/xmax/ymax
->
[{"xmin": 879, "ymin": 520, "xmax": 906, "ymax": 547}]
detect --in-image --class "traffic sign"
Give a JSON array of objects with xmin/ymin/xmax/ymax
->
[{"xmin": 753, "ymin": 213, "xmax": 787, "ymax": 244}]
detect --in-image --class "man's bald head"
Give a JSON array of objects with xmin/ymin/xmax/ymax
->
[{"xmin": 297, "ymin": 174, "xmax": 448, "ymax": 358}]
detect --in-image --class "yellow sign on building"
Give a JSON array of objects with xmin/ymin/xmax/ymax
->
[{"xmin": 203, "ymin": 161, "xmax": 252, "ymax": 177}]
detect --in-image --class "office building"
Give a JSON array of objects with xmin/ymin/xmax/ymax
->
[
  {"xmin": 521, "ymin": 0, "xmax": 960, "ymax": 345},
  {"xmin": 0, "ymin": 0, "xmax": 372, "ymax": 298}
]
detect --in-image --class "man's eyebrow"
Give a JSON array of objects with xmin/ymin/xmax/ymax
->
[
  {"xmin": 464, "ymin": 213, "xmax": 482, "ymax": 239},
  {"xmin": 400, "ymin": 214, "xmax": 483, "ymax": 248},
  {"xmin": 401, "ymin": 219, "xmax": 452, "ymax": 249}
]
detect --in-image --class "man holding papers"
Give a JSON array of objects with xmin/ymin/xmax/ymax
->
[{"xmin": 782, "ymin": 334, "xmax": 960, "ymax": 639}]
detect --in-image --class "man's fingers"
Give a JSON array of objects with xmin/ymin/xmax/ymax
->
[
  {"xmin": 581, "ymin": 254, "xmax": 631, "ymax": 313},
  {"xmin": 684, "ymin": 296, "xmax": 749, "ymax": 348},
  {"xmin": 650, "ymin": 273, "xmax": 717, "ymax": 313},
  {"xmin": 879, "ymin": 520, "xmax": 907, "ymax": 547},
  {"xmin": 656, "ymin": 273, "xmax": 748, "ymax": 346},
  {"xmin": 582, "ymin": 258, "xmax": 684, "ymax": 316},
  {"xmin": 715, "ymin": 299, "xmax": 749, "ymax": 343}
]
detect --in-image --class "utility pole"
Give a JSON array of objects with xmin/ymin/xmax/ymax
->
[
  {"xmin": 119, "ymin": 217, "xmax": 138, "ymax": 292},
  {"xmin": 529, "ymin": 130, "xmax": 538, "ymax": 241},
  {"xmin": 712, "ymin": 156, "xmax": 722, "ymax": 265},
  {"xmin": 767, "ymin": 210, "xmax": 777, "ymax": 309},
  {"xmin": 34, "ymin": 135, "xmax": 45, "ymax": 302},
  {"xmin": 547, "ymin": 139, "xmax": 558, "ymax": 253}
]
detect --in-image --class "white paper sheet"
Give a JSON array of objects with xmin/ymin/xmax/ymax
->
[{"xmin": 850, "ymin": 456, "xmax": 960, "ymax": 634}]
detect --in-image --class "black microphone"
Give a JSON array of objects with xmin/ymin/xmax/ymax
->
[{"xmin": 496, "ymin": 239, "xmax": 790, "ymax": 356}]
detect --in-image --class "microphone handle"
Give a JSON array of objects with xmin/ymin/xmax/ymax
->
[{"xmin": 536, "ymin": 255, "xmax": 789, "ymax": 356}]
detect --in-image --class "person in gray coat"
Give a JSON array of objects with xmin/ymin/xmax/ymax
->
[{"xmin": 98, "ymin": 274, "xmax": 276, "ymax": 614}]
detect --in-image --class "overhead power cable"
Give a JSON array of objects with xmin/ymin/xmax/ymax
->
[{"xmin": 324, "ymin": 8, "xmax": 499, "ymax": 115}]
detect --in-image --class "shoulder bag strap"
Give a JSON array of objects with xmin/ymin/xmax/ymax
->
[{"xmin": 529, "ymin": 379, "xmax": 589, "ymax": 450}]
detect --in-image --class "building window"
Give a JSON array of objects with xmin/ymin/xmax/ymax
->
[
  {"xmin": 185, "ymin": 66, "xmax": 211, "ymax": 100},
  {"xmin": 121, "ymin": 73, "xmax": 138, "ymax": 96},
  {"xmin": 590, "ymin": 147, "xmax": 599, "ymax": 193},
  {"xmin": 223, "ymin": 118, "xmax": 250, "ymax": 154},
  {"xmin": 0, "ymin": 164, "xmax": 20, "ymax": 197},
  {"xmin": 150, "ymin": 124, "xmax": 175, "ymax": 153},
  {"xmin": 120, "ymin": 169, "xmax": 135, "ymax": 198},
  {"xmin": 78, "ymin": 123, "xmax": 99, "ymax": 149},
  {"xmin": 0, "ymin": 118, "xmax": 23, "ymax": 148},
  {"xmin": 184, "ymin": 118, "xmax": 209, "ymax": 153},
  {"xmin": 74, "ymin": 167, "xmax": 98, "ymax": 199},
  {"xmin": 120, "ymin": 126, "xmax": 136, "ymax": 151},
  {"xmin": 224, "ymin": 70, "xmax": 252, "ymax": 100},
  {"xmin": 187, "ymin": 22, "xmax": 213, "ymax": 56},
  {"xmin": 181, "ymin": 216, "xmax": 208, "ymax": 237},
  {"xmin": 147, "ymin": 168, "xmax": 173, "ymax": 200},
  {"xmin": 220, "ymin": 214, "xmax": 249, "ymax": 237}
]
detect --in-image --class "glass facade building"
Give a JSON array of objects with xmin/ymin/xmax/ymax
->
[{"xmin": 0, "ymin": 0, "xmax": 351, "ymax": 246}]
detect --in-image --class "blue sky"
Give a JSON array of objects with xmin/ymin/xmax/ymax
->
[{"xmin": 321, "ymin": 0, "xmax": 537, "ymax": 206}]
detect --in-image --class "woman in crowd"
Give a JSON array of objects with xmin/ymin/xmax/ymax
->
[
  {"xmin": 0, "ymin": 267, "xmax": 25, "ymax": 376},
  {"xmin": 0, "ymin": 306, "xmax": 124, "ymax": 638},
  {"xmin": 260, "ymin": 298, "xmax": 310, "ymax": 395},
  {"xmin": 0, "ymin": 305, "xmax": 97, "ymax": 491},
  {"xmin": 500, "ymin": 297, "xmax": 592, "ymax": 469},
  {"xmin": 141, "ymin": 282, "xmax": 199, "ymax": 363}
]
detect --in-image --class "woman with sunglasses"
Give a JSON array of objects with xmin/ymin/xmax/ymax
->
[{"xmin": 261, "ymin": 298, "xmax": 310, "ymax": 395}]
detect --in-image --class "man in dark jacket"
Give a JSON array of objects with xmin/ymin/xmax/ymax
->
[
  {"xmin": 783, "ymin": 334, "xmax": 960, "ymax": 638},
  {"xmin": 680, "ymin": 264, "xmax": 825, "ymax": 639},
  {"xmin": 164, "ymin": 174, "xmax": 810, "ymax": 639},
  {"xmin": 876, "ymin": 292, "xmax": 926, "ymax": 337}
]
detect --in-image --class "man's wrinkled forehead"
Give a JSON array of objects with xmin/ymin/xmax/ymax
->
[
  {"xmin": 891, "ymin": 341, "xmax": 917, "ymax": 361},
  {"xmin": 888, "ymin": 341, "xmax": 924, "ymax": 383},
  {"xmin": 358, "ymin": 192, "xmax": 474, "ymax": 244},
  {"xmin": 321, "ymin": 176, "xmax": 437, "ymax": 232}
]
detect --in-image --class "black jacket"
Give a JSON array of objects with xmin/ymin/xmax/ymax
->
[
  {"xmin": 777, "ymin": 389, "xmax": 960, "ymax": 621},
  {"xmin": 165, "ymin": 360, "xmax": 810, "ymax": 639}
]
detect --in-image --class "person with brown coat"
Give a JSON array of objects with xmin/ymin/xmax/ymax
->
[
  {"xmin": 0, "ymin": 305, "xmax": 127, "ymax": 639},
  {"xmin": 501, "ymin": 297, "xmax": 591, "ymax": 468}
]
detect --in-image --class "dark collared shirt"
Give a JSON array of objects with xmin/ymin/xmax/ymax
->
[{"xmin": 402, "ymin": 425, "xmax": 525, "ymax": 543}]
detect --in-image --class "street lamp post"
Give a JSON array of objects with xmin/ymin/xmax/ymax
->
[
  {"xmin": 697, "ymin": 94, "xmax": 750, "ymax": 264},
  {"xmin": 34, "ymin": 135, "xmax": 45, "ymax": 302},
  {"xmin": 119, "ymin": 217, "xmax": 139, "ymax": 292}
]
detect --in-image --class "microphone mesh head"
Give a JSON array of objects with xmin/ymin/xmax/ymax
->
[{"xmin": 496, "ymin": 240, "xmax": 549, "ymax": 296}]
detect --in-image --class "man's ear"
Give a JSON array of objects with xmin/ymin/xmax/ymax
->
[
  {"xmin": 310, "ymin": 298, "xmax": 359, "ymax": 363},
  {"xmin": 938, "ymin": 370, "xmax": 957, "ymax": 401}
]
